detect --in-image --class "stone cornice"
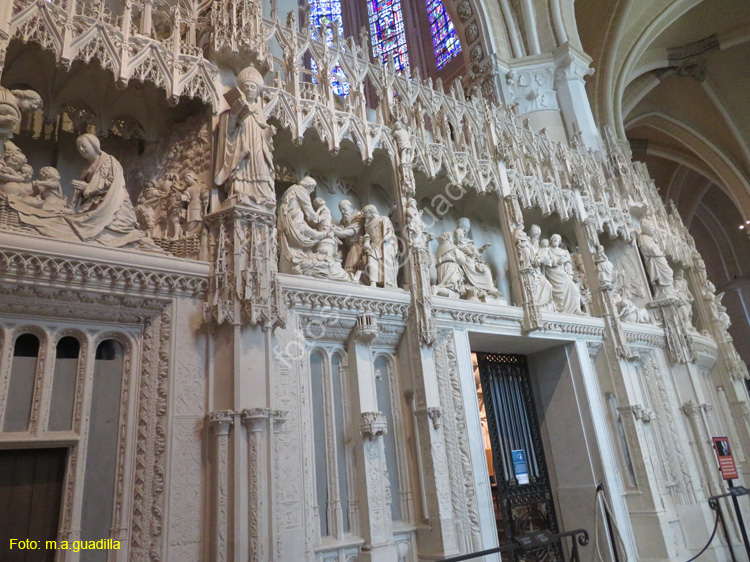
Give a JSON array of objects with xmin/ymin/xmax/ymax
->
[{"xmin": 0, "ymin": 232, "xmax": 209, "ymax": 298}]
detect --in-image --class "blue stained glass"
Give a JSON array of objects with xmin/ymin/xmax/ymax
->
[
  {"xmin": 367, "ymin": 0, "xmax": 410, "ymax": 75},
  {"xmin": 309, "ymin": 0, "xmax": 350, "ymax": 96},
  {"xmin": 425, "ymin": 0, "xmax": 461, "ymax": 69}
]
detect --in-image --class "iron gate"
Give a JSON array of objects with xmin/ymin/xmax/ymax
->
[{"xmin": 476, "ymin": 352, "xmax": 562, "ymax": 561}]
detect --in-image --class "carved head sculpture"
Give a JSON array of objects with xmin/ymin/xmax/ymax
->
[
  {"xmin": 38, "ymin": 166, "xmax": 60, "ymax": 181},
  {"xmin": 640, "ymin": 217, "xmax": 656, "ymax": 237},
  {"xmin": 529, "ymin": 223, "xmax": 541, "ymax": 240},
  {"xmin": 362, "ymin": 204, "xmax": 378, "ymax": 220},
  {"xmin": 312, "ymin": 197, "xmax": 325, "ymax": 210},
  {"xmin": 237, "ymin": 65, "xmax": 264, "ymax": 102},
  {"xmin": 4, "ymin": 147, "xmax": 27, "ymax": 170},
  {"xmin": 540, "ymin": 238, "xmax": 550, "ymax": 249},
  {"xmin": 299, "ymin": 176, "xmax": 316, "ymax": 193},
  {"xmin": 595, "ymin": 244, "xmax": 606, "ymax": 259},
  {"xmin": 550, "ymin": 233, "xmax": 562, "ymax": 247},
  {"xmin": 76, "ymin": 133, "xmax": 102, "ymax": 161},
  {"xmin": 339, "ymin": 199, "xmax": 354, "ymax": 218},
  {"xmin": 0, "ymin": 87, "xmax": 22, "ymax": 138},
  {"xmin": 437, "ymin": 231, "xmax": 452, "ymax": 244},
  {"xmin": 457, "ymin": 217, "xmax": 471, "ymax": 234}
]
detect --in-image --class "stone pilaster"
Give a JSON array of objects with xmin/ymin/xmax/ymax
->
[
  {"xmin": 402, "ymin": 318, "xmax": 459, "ymax": 558},
  {"xmin": 348, "ymin": 314, "xmax": 397, "ymax": 562}
]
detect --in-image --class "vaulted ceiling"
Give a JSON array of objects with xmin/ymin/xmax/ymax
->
[{"xmin": 575, "ymin": 0, "xmax": 750, "ymax": 356}]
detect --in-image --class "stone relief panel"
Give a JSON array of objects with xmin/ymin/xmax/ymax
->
[
  {"xmin": 272, "ymin": 320, "xmax": 309, "ymax": 560},
  {"xmin": 0, "ymin": 86, "xmax": 212, "ymax": 258},
  {"xmin": 432, "ymin": 217, "xmax": 502, "ymax": 302},
  {"xmin": 167, "ymin": 299, "xmax": 207, "ymax": 561},
  {"xmin": 168, "ymin": 417, "xmax": 205, "ymax": 562}
]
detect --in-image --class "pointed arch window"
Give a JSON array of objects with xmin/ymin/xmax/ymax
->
[
  {"xmin": 309, "ymin": 0, "xmax": 350, "ymax": 96},
  {"xmin": 366, "ymin": 0, "xmax": 410, "ymax": 74},
  {"xmin": 426, "ymin": 0, "xmax": 461, "ymax": 69}
]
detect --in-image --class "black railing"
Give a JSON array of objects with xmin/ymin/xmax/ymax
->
[
  {"xmin": 707, "ymin": 485, "xmax": 750, "ymax": 562},
  {"xmin": 441, "ymin": 528, "xmax": 589, "ymax": 562}
]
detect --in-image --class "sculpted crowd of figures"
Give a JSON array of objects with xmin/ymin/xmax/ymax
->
[{"xmin": 0, "ymin": 72, "xmax": 726, "ymax": 337}]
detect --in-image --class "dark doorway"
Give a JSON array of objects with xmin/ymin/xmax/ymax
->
[
  {"xmin": 474, "ymin": 352, "xmax": 561, "ymax": 560},
  {"xmin": 0, "ymin": 448, "xmax": 67, "ymax": 561}
]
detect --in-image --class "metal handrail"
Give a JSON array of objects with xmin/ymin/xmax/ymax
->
[{"xmin": 441, "ymin": 528, "xmax": 589, "ymax": 562}]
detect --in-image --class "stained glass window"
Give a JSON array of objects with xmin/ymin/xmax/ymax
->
[
  {"xmin": 309, "ymin": 0, "xmax": 350, "ymax": 96},
  {"xmin": 367, "ymin": 0, "xmax": 410, "ymax": 74},
  {"xmin": 426, "ymin": 0, "xmax": 461, "ymax": 69}
]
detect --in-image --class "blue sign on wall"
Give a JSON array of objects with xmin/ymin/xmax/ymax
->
[{"xmin": 512, "ymin": 449, "xmax": 529, "ymax": 485}]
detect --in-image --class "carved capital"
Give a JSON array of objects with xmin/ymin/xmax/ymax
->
[
  {"xmin": 360, "ymin": 411, "xmax": 387, "ymax": 438},
  {"xmin": 208, "ymin": 410, "xmax": 235, "ymax": 434},
  {"xmin": 681, "ymin": 400, "xmax": 701, "ymax": 418},
  {"xmin": 241, "ymin": 408, "xmax": 273, "ymax": 431},
  {"xmin": 415, "ymin": 406, "xmax": 442, "ymax": 430}
]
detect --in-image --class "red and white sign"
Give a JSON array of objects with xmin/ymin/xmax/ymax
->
[{"xmin": 713, "ymin": 436, "xmax": 739, "ymax": 480}]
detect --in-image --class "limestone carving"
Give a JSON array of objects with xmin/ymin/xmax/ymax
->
[
  {"xmin": 6, "ymin": 135, "xmax": 160, "ymax": 251},
  {"xmin": 404, "ymin": 197, "xmax": 432, "ymax": 248},
  {"xmin": 535, "ymin": 230, "xmax": 584, "ymax": 315},
  {"xmin": 215, "ymin": 65, "xmax": 276, "ymax": 209},
  {"xmin": 673, "ymin": 269, "xmax": 696, "ymax": 332},
  {"xmin": 433, "ymin": 219, "xmax": 500, "ymax": 301},
  {"xmin": 704, "ymin": 282, "xmax": 731, "ymax": 333},
  {"xmin": 335, "ymin": 199, "xmax": 366, "ymax": 275},
  {"xmin": 639, "ymin": 218, "xmax": 675, "ymax": 298},
  {"xmin": 595, "ymin": 244, "xmax": 615, "ymax": 287},
  {"xmin": 277, "ymin": 177, "xmax": 355, "ymax": 282},
  {"xmin": 362, "ymin": 205, "xmax": 398, "ymax": 288},
  {"xmin": 528, "ymin": 224, "xmax": 555, "ymax": 311}
]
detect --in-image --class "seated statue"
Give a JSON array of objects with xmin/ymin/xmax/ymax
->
[
  {"xmin": 7, "ymin": 134, "xmax": 160, "ymax": 251},
  {"xmin": 453, "ymin": 218, "xmax": 500, "ymax": 298},
  {"xmin": 433, "ymin": 231, "xmax": 468, "ymax": 297},
  {"xmin": 432, "ymin": 221, "xmax": 500, "ymax": 301}
]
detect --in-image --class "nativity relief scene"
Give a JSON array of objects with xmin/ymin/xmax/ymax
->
[{"xmin": 0, "ymin": 1, "xmax": 749, "ymax": 562}]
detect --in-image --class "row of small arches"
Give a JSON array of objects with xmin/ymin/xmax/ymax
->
[{"xmin": 4, "ymin": 332, "xmax": 126, "ymax": 434}]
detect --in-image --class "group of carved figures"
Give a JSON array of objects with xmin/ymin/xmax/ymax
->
[
  {"xmin": 135, "ymin": 172, "xmax": 209, "ymax": 239},
  {"xmin": 0, "ymin": 135, "xmax": 159, "ymax": 251},
  {"xmin": 432, "ymin": 217, "xmax": 501, "ymax": 301},
  {"xmin": 514, "ymin": 224, "xmax": 586, "ymax": 315},
  {"xmin": 277, "ymin": 177, "xmax": 398, "ymax": 287},
  {"xmin": 0, "ymin": 71, "xmax": 736, "ymax": 337}
]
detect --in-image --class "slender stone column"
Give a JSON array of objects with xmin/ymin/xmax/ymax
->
[
  {"xmin": 209, "ymin": 410, "xmax": 234, "ymax": 562},
  {"xmin": 242, "ymin": 408, "xmax": 272, "ymax": 562}
]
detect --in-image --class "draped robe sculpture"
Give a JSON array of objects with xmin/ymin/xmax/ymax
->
[
  {"xmin": 9, "ymin": 134, "xmax": 156, "ymax": 250},
  {"xmin": 638, "ymin": 218, "xmax": 674, "ymax": 298},
  {"xmin": 277, "ymin": 177, "xmax": 354, "ymax": 282},
  {"xmin": 361, "ymin": 205, "xmax": 398, "ymax": 288},
  {"xmin": 214, "ymin": 65, "xmax": 276, "ymax": 209},
  {"xmin": 541, "ymin": 234, "xmax": 584, "ymax": 314}
]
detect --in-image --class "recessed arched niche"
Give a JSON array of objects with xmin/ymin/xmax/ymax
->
[
  {"xmin": 415, "ymin": 174, "xmax": 509, "ymax": 301},
  {"xmin": 80, "ymin": 338, "xmax": 125, "ymax": 553},
  {"xmin": 48, "ymin": 336, "xmax": 81, "ymax": 432},
  {"xmin": 3, "ymin": 333, "xmax": 41, "ymax": 433}
]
